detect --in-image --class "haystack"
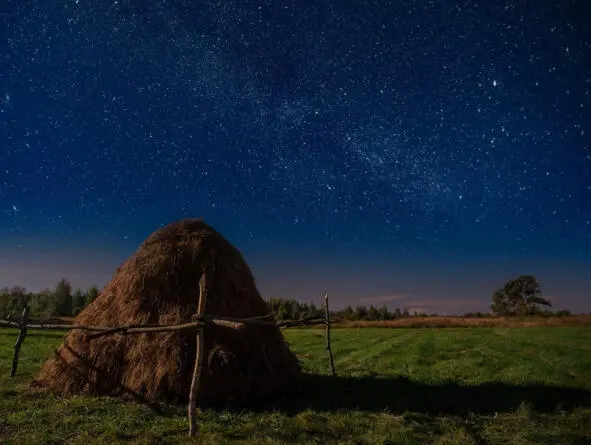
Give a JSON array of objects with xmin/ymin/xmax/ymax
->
[{"xmin": 35, "ymin": 219, "xmax": 301, "ymax": 405}]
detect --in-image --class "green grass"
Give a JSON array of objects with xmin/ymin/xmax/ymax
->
[{"xmin": 1, "ymin": 327, "xmax": 590, "ymax": 444}]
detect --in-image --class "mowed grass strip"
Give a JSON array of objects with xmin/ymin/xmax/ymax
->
[{"xmin": 1, "ymin": 327, "xmax": 590, "ymax": 445}]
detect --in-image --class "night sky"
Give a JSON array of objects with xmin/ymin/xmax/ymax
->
[{"xmin": 1, "ymin": 1, "xmax": 590, "ymax": 314}]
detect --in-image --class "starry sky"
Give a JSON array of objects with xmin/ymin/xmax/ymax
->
[{"xmin": 1, "ymin": 0, "xmax": 590, "ymax": 314}]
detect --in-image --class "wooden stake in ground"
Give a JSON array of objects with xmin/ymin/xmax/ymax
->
[
  {"xmin": 188, "ymin": 271, "xmax": 208, "ymax": 437},
  {"xmin": 10, "ymin": 305, "xmax": 30, "ymax": 377},
  {"xmin": 324, "ymin": 293, "xmax": 336, "ymax": 376}
]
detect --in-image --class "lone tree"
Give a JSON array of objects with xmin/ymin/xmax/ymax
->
[
  {"xmin": 491, "ymin": 275, "xmax": 551, "ymax": 316},
  {"xmin": 54, "ymin": 278, "xmax": 73, "ymax": 317}
]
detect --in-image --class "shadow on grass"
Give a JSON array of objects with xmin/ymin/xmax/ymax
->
[
  {"xmin": 241, "ymin": 373, "xmax": 591, "ymax": 416},
  {"xmin": 13, "ymin": 370, "xmax": 591, "ymax": 418},
  {"xmin": 11, "ymin": 329, "xmax": 589, "ymax": 417}
]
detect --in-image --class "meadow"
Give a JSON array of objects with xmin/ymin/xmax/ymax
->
[{"xmin": 1, "ymin": 327, "xmax": 590, "ymax": 444}]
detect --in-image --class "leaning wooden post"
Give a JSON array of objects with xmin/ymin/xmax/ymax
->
[
  {"xmin": 324, "ymin": 293, "xmax": 336, "ymax": 376},
  {"xmin": 188, "ymin": 271, "xmax": 208, "ymax": 437},
  {"xmin": 10, "ymin": 304, "xmax": 30, "ymax": 377}
]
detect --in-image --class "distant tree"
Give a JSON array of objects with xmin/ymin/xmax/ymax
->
[
  {"xmin": 9, "ymin": 286, "xmax": 28, "ymax": 312},
  {"xmin": 377, "ymin": 304, "xmax": 390, "ymax": 321},
  {"xmin": 72, "ymin": 288, "xmax": 86, "ymax": 315},
  {"xmin": 267, "ymin": 297, "xmax": 278, "ymax": 314},
  {"xmin": 354, "ymin": 305, "xmax": 368, "ymax": 320},
  {"xmin": 277, "ymin": 300, "xmax": 290, "ymax": 320},
  {"xmin": 267, "ymin": 297, "xmax": 330, "ymax": 321},
  {"xmin": 402, "ymin": 308, "xmax": 410, "ymax": 317},
  {"xmin": 0, "ymin": 287, "xmax": 10, "ymax": 316},
  {"xmin": 308, "ymin": 302, "xmax": 320, "ymax": 319},
  {"xmin": 85, "ymin": 286, "xmax": 100, "ymax": 307},
  {"xmin": 341, "ymin": 305, "xmax": 354, "ymax": 320},
  {"xmin": 30, "ymin": 288, "xmax": 55, "ymax": 316},
  {"xmin": 393, "ymin": 308, "xmax": 402, "ymax": 319},
  {"xmin": 491, "ymin": 275, "xmax": 551, "ymax": 316},
  {"xmin": 366, "ymin": 305, "xmax": 379, "ymax": 321},
  {"xmin": 291, "ymin": 300, "xmax": 302, "ymax": 320},
  {"xmin": 54, "ymin": 278, "xmax": 73, "ymax": 317}
]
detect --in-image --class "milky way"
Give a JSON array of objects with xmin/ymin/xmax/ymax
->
[{"xmin": 1, "ymin": 1, "xmax": 590, "ymax": 311}]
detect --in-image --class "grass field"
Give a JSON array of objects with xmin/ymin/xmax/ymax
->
[{"xmin": 1, "ymin": 327, "xmax": 590, "ymax": 444}]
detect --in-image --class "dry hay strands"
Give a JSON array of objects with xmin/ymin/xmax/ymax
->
[{"xmin": 30, "ymin": 219, "xmax": 303, "ymax": 438}]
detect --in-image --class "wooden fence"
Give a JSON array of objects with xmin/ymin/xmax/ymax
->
[{"xmin": 0, "ymin": 282, "xmax": 336, "ymax": 437}]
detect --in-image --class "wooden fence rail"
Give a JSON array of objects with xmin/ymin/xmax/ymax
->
[{"xmin": 0, "ymin": 292, "xmax": 336, "ymax": 438}]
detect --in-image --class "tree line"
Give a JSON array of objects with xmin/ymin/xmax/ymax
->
[
  {"xmin": 269, "ymin": 275, "xmax": 573, "ymax": 320},
  {"xmin": 0, "ymin": 280, "xmax": 427, "ymax": 321},
  {"xmin": 0, "ymin": 279, "xmax": 99, "ymax": 319},
  {"xmin": 267, "ymin": 297, "xmax": 428, "ymax": 321},
  {"xmin": 0, "ymin": 274, "xmax": 575, "ymax": 320}
]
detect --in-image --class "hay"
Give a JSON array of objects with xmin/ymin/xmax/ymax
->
[{"xmin": 34, "ymin": 219, "xmax": 301, "ymax": 405}]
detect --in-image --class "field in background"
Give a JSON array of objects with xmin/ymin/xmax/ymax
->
[{"xmin": 1, "ymin": 327, "xmax": 590, "ymax": 444}]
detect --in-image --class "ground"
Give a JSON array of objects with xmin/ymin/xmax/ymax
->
[{"xmin": 1, "ymin": 327, "xmax": 590, "ymax": 444}]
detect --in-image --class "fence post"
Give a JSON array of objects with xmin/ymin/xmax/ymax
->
[
  {"xmin": 10, "ymin": 305, "xmax": 30, "ymax": 377},
  {"xmin": 324, "ymin": 293, "xmax": 336, "ymax": 376},
  {"xmin": 188, "ymin": 271, "xmax": 208, "ymax": 437}
]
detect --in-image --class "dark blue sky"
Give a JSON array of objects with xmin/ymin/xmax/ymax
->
[{"xmin": 1, "ymin": 0, "xmax": 590, "ymax": 313}]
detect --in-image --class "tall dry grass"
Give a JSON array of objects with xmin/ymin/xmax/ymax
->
[{"xmin": 329, "ymin": 315, "xmax": 591, "ymax": 329}]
